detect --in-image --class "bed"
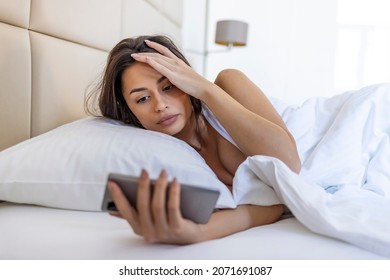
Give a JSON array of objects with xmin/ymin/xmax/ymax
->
[{"xmin": 0, "ymin": 0, "xmax": 389, "ymax": 261}]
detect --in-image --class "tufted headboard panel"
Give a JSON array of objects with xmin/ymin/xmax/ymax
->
[{"xmin": 0, "ymin": 0, "xmax": 183, "ymax": 151}]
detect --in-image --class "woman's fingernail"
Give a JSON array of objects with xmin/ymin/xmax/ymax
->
[
  {"xmin": 108, "ymin": 181, "xmax": 115, "ymax": 192},
  {"xmin": 140, "ymin": 169, "xmax": 148, "ymax": 179},
  {"xmin": 160, "ymin": 169, "xmax": 167, "ymax": 177}
]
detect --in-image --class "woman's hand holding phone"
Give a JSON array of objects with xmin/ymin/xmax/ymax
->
[{"xmin": 108, "ymin": 169, "xmax": 203, "ymax": 244}]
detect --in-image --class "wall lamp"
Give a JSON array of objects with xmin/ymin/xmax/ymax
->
[
  {"xmin": 186, "ymin": 19, "xmax": 249, "ymax": 76},
  {"xmin": 215, "ymin": 20, "xmax": 249, "ymax": 48}
]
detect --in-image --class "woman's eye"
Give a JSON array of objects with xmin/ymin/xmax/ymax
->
[
  {"xmin": 136, "ymin": 96, "xmax": 150, "ymax": 104},
  {"xmin": 163, "ymin": 84, "xmax": 175, "ymax": 91}
]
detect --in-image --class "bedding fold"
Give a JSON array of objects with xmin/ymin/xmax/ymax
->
[{"xmin": 231, "ymin": 84, "xmax": 390, "ymax": 257}]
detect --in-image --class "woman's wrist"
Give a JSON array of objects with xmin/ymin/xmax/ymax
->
[
  {"xmin": 192, "ymin": 206, "xmax": 253, "ymax": 242},
  {"xmin": 200, "ymin": 82, "xmax": 229, "ymax": 107}
]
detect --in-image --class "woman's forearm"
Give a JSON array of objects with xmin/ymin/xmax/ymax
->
[
  {"xmin": 202, "ymin": 84, "xmax": 300, "ymax": 172},
  {"xmin": 196, "ymin": 204, "xmax": 284, "ymax": 242}
]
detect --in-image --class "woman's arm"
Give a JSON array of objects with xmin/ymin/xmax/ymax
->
[
  {"xmin": 131, "ymin": 40, "xmax": 300, "ymax": 173},
  {"xmin": 202, "ymin": 80, "xmax": 301, "ymax": 173},
  {"xmin": 198, "ymin": 203, "xmax": 284, "ymax": 242},
  {"xmin": 108, "ymin": 170, "xmax": 284, "ymax": 245}
]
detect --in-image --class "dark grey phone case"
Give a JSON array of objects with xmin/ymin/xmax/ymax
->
[{"xmin": 101, "ymin": 173, "xmax": 220, "ymax": 224}]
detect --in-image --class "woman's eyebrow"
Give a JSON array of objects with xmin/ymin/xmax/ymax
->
[
  {"xmin": 129, "ymin": 87, "xmax": 147, "ymax": 94},
  {"xmin": 129, "ymin": 76, "xmax": 167, "ymax": 95},
  {"xmin": 157, "ymin": 76, "xmax": 167, "ymax": 84}
]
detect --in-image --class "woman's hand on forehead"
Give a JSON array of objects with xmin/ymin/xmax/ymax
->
[{"xmin": 130, "ymin": 40, "xmax": 213, "ymax": 101}]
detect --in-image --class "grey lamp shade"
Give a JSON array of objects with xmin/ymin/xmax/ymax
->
[{"xmin": 215, "ymin": 20, "xmax": 248, "ymax": 46}]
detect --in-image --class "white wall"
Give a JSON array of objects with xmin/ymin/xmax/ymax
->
[
  {"xmin": 182, "ymin": 0, "xmax": 390, "ymax": 104},
  {"xmin": 181, "ymin": 0, "xmax": 208, "ymax": 74}
]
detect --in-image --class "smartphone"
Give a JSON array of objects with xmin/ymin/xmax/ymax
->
[{"xmin": 101, "ymin": 173, "xmax": 220, "ymax": 224}]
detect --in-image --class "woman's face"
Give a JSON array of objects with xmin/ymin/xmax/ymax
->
[{"xmin": 121, "ymin": 62, "xmax": 193, "ymax": 136}]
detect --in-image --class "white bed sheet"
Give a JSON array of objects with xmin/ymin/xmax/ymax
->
[
  {"xmin": 229, "ymin": 84, "xmax": 390, "ymax": 258},
  {"xmin": 0, "ymin": 202, "xmax": 385, "ymax": 260}
]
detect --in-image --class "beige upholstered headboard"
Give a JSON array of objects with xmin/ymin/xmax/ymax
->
[{"xmin": 0, "ymin": 0, "xmax": 183, "ymax": 151}]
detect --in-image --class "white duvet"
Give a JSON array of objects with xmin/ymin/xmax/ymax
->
[{"xmin": 232, "ymin": 84, "xmax": 390, "ymax": 258}]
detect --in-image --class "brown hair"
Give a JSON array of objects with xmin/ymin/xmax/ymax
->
[{"xmin": 85, "ymin": 35, "xmax": 203, "ymax": 127}]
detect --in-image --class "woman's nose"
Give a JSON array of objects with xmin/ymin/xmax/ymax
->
[{"xmin": 154, "ymin": 94, "xmax": 168, "ymax": 112}]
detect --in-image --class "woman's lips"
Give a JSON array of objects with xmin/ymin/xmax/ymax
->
[{"xmin": 157, "ymin": 114, "xmax": 179, "ymax": 125}]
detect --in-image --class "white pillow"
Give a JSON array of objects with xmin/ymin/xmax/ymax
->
[{"xmin": 0, "ymin": 117, "xmax": 235, "ymax": 211}]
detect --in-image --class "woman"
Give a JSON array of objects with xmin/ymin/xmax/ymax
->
[{"xmin": 86, "ymin": 35, "xmax": 301, "ymax": 244}]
